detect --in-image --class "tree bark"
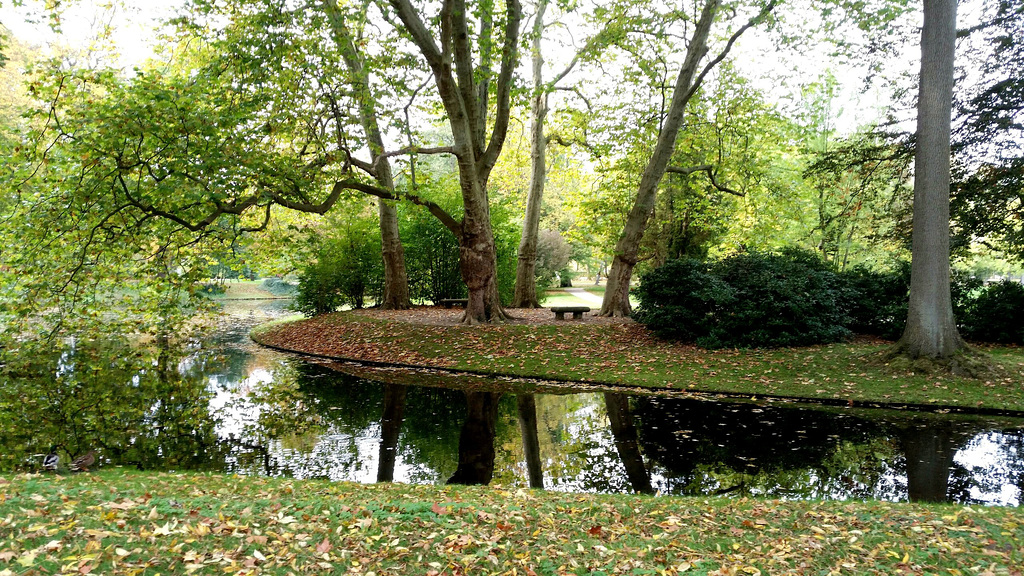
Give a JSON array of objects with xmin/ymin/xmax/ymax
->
[
  {"xmin": 378, "ymin": 199, "xmax": 411, "ymax": 309},
  {"xmin": 603, "ymin": 393, "xmax": 654, "ymax": 494},
  {"xmin": 516, "ymin": 394, "xmax": 544, "ymax": 489},
  {"xmin": 896, "ymin": 0, "xmax": 963, "ymax": 358},
  {"xmin": 512, "ymin": 0, "xmax": 549, "ymax": 309},
  {"xmin": 325, "ymin": 2, "xmax": 411, "ymax": 309},
  {"xmin": 376, "ymin": 384, "xmax": 408, "ymax": 483},
  {"xmin": 599, "ymin": 0, "xmax": 721, "ymax": 317}
]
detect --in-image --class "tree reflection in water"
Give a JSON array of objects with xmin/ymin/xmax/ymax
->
[
  {"xmin": 4, "ymin": 302, "xmax": 1023, "ymax": 507},
  {"xmin": 0, "ymin": 337, "xmax": 227, "ymax": 472}
]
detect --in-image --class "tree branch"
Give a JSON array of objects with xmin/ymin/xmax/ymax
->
[
  {"xmin": 683, "ymin": 0, "xmax": 778, "ymax": 105},
  {"xmin": 339, "ymin": 179, "xmax": 463, "ymax": 235},
  {"xmin": 666, "ymin": 164, "xmax": 744, "ymax": 196},
  {"xmin": 386, "ymin": 0, "xmax": 443, "ymax": 68},
  {"xmin": 479, "ymin": 0, "xmax": 522, "ymax": 177}
]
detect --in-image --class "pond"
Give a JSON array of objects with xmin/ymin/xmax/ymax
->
[{"xmin": 3, "ymin": 300, "xmax": 1022, "ymax": 506}]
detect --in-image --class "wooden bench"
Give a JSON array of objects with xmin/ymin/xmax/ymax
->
[
  {"xmin": 439, "ymin": 298, "xmax": 469, "ymax": 309},
  {"xmin": 550, "ymin": 306, "xmax": 590, "ymax": 320}
]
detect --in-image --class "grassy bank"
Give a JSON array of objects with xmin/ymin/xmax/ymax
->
[
  {"xmin": 253, "ymin": 312, "xmax": 1024, "ymax": 413},
  {"xmin": 1, "ymin": 471, "xmax": 1020, "ymax": 575},
  {"xmin": 205, "ymin": 279, "xmax": 295, "ymax": 300}
]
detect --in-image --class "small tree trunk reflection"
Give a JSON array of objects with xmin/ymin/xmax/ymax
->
[
  {"xmin": 517, "ymin": 394, "xmax": 544, "ymax": 489},
  {"xmin": 899, "ymin": 423, "xmax": 960, "ymax": 503},
  {"xmin": 377, "ymin": 384, "xmax": 408, "ymax": 483},
  {"xmin": 604, "ymin": 393, "xmax": 654, "ymax": 494}
]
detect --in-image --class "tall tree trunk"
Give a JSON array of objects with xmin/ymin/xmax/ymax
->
[
  {"xmin": 603, "ymin": 393, "xmax": 654, "ymax": 494},
  {"xmin": 447, "ymin": 391, "xmax": 503, "ymax": 485},
  {"xmin": 517, "ymin": 394, "xmax": 544, "ymax": 488},
  {"xmin": 896, "ymin": 0, "xmax": 962, "ymax": 358},
  {"xmin": 898, "ymin": 422, "xmax": 961, "ymax": 503},
  {"xmin": 376, "ymin": 384, "xmax": 408, "ymax": 483},
  {"xmin": 599, "ymin": 0, "xmax": 721, "ymax": 317},
  {"xmin": 378, "ymin": 200, "xmax": 411, "ymax": 309},
  {"xmin": 512, "ymin": 0, "xmax": 549, "ymax": 309},
  {"xmin": 459, "ymin": 176, "xmax": 510, "ymax": 324},
  {"xmin": 325, "ymin": 3, "xmax": 411, "ymax": 309}
]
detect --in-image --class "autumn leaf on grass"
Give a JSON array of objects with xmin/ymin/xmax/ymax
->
[
  {"xmin": 588, "ymin": 525, "xmax": 603, "ymax": 537},
  {"xmin": 315, "ymin": 537, "xmax": 333, "ymax": 555},
  {"xmin": 431, "ymin": 503, "xmax": 449, "ymax": 515}
]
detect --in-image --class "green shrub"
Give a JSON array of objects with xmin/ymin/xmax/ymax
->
[
  {"xmin": 635, "ymin": 250, "xmax": 852, "ymax": 348},
  {"xmin": 401, "ymin": 206, "xmax": 466, "ymax": 304},
  {"xmin": 633, "ymin": 259, "xmax": 735, "ymax": 343},
  {"xmin": 708, "ymin": 249, "xmax": 852, "ymax": 348},
  {"xmin": 261, "ymin": 277, "xmax": 296, "ymax": 297},
  {"xmin": 840, "ymin": 263, "xmax": 982, "ymax": 339},
  {"xmin": 294, "ymin": 219, "xmax": 383, "ymax": 317},
  {"xmin": 961, "ymin": 280, "xmax": 1024, "ymax": 344},
  {"xmin": 842, "ymin": 262, "xmax": 911, "ymax": 339}
]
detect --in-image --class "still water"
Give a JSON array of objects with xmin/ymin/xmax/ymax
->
[{"xmin": 4, "ymin": 300, "xmax": 1023, "ymax": 506}]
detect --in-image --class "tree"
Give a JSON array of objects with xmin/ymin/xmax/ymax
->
[
  {"xmin": 511, "ymin": 0, "xmax": 553, "ymax": 308},
  {"xmin": 4, "ymin": 0, "xmax": 524, "ymax": 327},
  {"xmin": 385, "ymin": 0, "xmax": 522, "ymax": 323},
  {"xmin": 599, "ymin": 0, "xmax": 778, "ymax": 317},
  {"xmin": 895, "ymin": 0, "xmax": 963, "ymax": 359},
  {"xmin": 511, "ymin": 0, "xmax": 607, "ymax": 308},
  {"xmin": 325, "ymin": 1, "xmax": 410, "ymax": 310}
]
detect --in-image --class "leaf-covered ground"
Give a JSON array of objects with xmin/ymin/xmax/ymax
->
[
  {"xmin": 1, "ymin": 471, "xmax": 1021, "ymax": 575},
  {"xmin": 252, "ymin": 309, "xmax": 1024, "ymax": 412}
]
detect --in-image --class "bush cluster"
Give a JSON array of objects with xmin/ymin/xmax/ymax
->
[
  {"xmin": 294, "ymin": 197, "xmax": 520, "ymax": 316},
  {"xmin": 842, "ymin": 263, "xmax": 981, "ymax": 340},
  {"xmin": 261, "ymin": 277, "xmax": 296, "ymax": 297},
  {"xmin": 635, "ymin": 250, "xmax": 852, "ymax": 348},
  {"xmin": 294, "ymin": 230, "xmax": 384, "ymax": 317},
  {"xmin": 961, "ymin": 280, "xmax": 1024, "ymax": 344},
  {"xmin": 636, "ymin": 250, "xmax": 1024, "ymax": 347}
]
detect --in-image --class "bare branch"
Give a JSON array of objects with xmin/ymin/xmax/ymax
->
[{"xmin": 554, "ymin": 86, "xmax": 593, "ymax": 111}]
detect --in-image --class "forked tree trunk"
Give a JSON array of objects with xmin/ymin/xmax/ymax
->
[
  {"xmin": 599, "ymin": 0, "xmax": 721, "ymax": 317},
  {"xmin": 326, "ymin": 4, "xmax": 411, "ymax": 309},
  {"xmin": 895, "ymin": 0, "xmax": 963, "ymax": 358},
  {"xmin": 386, "ymin": 0, "xmax": 520, "ymax": 324},
  {"xmin": 512, "ymin": 0, "xmax": 549, "ymax": 309}
]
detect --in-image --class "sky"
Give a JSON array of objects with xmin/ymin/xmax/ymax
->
[
  {"xmin": 0, "ymin": 0, "xmax": 182, "ymax": 70},
  {"xmin": 0, "ymin": 0, "xmax": 938, "ymax": 136}
]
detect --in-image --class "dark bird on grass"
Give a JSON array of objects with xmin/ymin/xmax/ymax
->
[
  {"xmin": 43, "ymin": 448, "xmax": 59, "ymax": 471},
  {"xmin": 70, "ymin": 450, "xmax": 97, "ymax": 472}
]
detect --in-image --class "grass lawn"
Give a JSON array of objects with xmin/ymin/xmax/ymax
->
[
  {"xmin": 254, "ymin": 313, "xmax": 1024, "ymax": 412},
  {"xmin": 206, "ymin": 280, "xmax": 293, "ymax": 300},
  {"xmin": 1, "ymin": 470, "xmax": 1020, "ymax": 575},
  {"xmin": 539, "ymin": 291, "xmax": 594, "ymax": 307}
]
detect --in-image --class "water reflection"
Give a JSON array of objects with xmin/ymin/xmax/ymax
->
[{"xmin": 2, "ymin": 300, "xmax": 1022, "ymax": 507}]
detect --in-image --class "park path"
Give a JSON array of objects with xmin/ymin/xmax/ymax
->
[{"xmin": 562, "ymin": 287, "xmax": 604, "ymax": 306}]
